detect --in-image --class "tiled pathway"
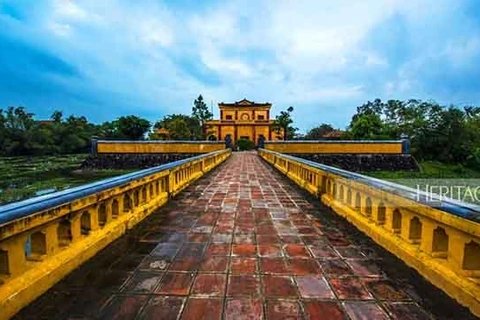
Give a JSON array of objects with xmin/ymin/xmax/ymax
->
[{"xmin": 15, "ymin": 152, "xmax": 474, "ymax": 319}]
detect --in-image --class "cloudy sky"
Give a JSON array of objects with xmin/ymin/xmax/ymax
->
[{"xmin": 1, "ymin": 0, "xmax": 479, "ymax": 132}]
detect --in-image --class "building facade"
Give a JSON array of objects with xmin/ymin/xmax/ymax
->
[{"xmin": 204, "ymin": 99, "xmax": 283, "ymax": 146}]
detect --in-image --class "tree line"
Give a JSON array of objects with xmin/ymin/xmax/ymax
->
[
  {"xmin": 304, "ymin": 99, "xmax": 480, "ymax": 169},
  {"xmin": 0, "ymin": 95, "xmax": 213, "ymax": 156},
  {"xmin": 2, "ymin": 96, "xmax": 479, "ymax": 169}
]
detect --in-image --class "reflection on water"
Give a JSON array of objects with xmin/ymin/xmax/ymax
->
[
  {"xmin": 0, "ymin": 154, "xmax": 131, "ymax": 205},
  {"xmin": 35, "ymin": 188, "xmax": 57, "ymax": 196}
]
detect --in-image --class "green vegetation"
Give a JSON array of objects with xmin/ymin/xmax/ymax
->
[
  {"xmin": 236, "ymin": 138, "xmax": 255, "ymax": 151},
  {"xmin": 152, "ymin": 95, "xmax": 215, "ymax": 140},
  {"xmin": 152, "ymin": 114, "xmax": 202, "ymax": 140},
  {"xmin": 309, "ymin": 99, "xmax": 480, "ymax": 170},
  {"xmin": 273, "ymin": 106, "xmax": 297, "ymax": 140},
  {"xmin": 345, "ymin": 99, "xmax": 480, "ymax": 168},
  {"xmin": 304, "ymin": 123, "xmax": 335, "ymax": 140},
  {"xmin": 0, "ymin": 95, "xmax": 216, "ymax": 157},
  {"xmin": 99, "ymin": 115, "xmax": 151, "ymax": 140},
  {"xmin": 363, "ymin": 161, "xmax": 480, "ymax": 204},
  {"xmin": 192, "ymin": 94, "xmax": 214, "ymax": 139},
  {"xmin": 0, "ymin": 107, "xmax": 153, "ymax": 156},
  {"xmin": 0, "ymin": 154, "xmax": 131, "ymax": 205},
  {"xmin": 364, "ymin": 161, "xmax": 480, "ymax": 180}
]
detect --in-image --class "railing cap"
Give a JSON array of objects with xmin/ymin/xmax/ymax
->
[
  {"xmin": 259, "ymin": 148, "xmax": 480, "ymax": 222},
  {"xmin": 0, "ymin": 149, "xmax": 230, "ymax": 226},
  {"xmin": 264, "ymin": 140, "xmax": 404, "ymax": 144},
  {"xmin": 96, "ymin": 140, "xmax": 226, "ymax": 144}
]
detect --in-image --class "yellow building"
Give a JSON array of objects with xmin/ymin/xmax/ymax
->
[{"xmin": 205, "ymin": 98, "xmax": 283, "ymax": 146}]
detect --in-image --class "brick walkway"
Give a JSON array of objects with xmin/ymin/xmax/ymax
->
[{"xmin": 15, "ymin": 152, "xmax": 472, "ymax": 319}]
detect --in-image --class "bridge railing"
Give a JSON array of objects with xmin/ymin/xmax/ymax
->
[
  {"xmin": 92, "ymin": 139, "xmax": 227, "ymax": 155},
  {"xmin": 259, "ymin": 148, "xmax": 480, "ymax": 316},
  {"xmin": 263, "ymin": 139, "xmax": 409, "ymax": 154},
  {"xmin": 0, "ymin": 148, "xmax": 231, "ymax": 319}
]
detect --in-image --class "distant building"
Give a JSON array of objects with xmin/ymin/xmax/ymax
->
[
  {"xmin": 204, "ymin": 99, "xmax": 283, "ymax": 146},
  {"xmin": 35, "ymin": 120, "xmax": 55, "ymax": 126},
  {"xmin": 322, "ymin": 130, "xmax": 343, "ymax": 139},
  {"xmin": 154, "ymin": 127, "xmax": 170, "ymax": 140}
]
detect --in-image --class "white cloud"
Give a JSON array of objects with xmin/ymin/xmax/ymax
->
[
  {"xmin": 48, "ymin": 21, "xmax": 72, "ymax": 37},
  {"xmin": 52, "ymin": 0, "xmax": 88, "ymax": 21},
  {"xmin": 444, "ymin": 37, "xmax": 480, "ymax": 67},
  {"xmin": 137, "ymin": 18, "xmax": 174, "ymax": 47},
  {"xmin": 365, "ymin": 53, "xmax": 388, "ymax": 67},
  {"xmin": 10, "ymin": 0, "xmax": 479, "ymax": 128}
]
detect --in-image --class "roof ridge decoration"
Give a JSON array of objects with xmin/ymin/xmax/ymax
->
[
  {"xmin": 237, "ymin": 98, "xmax": 253, "ymax": 105},
  {"xmin": 218, "ymin": 99, "xmax": 271, "ymax": 106}
]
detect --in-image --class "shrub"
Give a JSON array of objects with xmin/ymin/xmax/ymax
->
[
  {"xmin": 236, "ymin": 138, "xmax": 255, "ymax": 151},
  {"xmin": 466, "ymin": 148, "xmax": 480, "ymax": 170}
]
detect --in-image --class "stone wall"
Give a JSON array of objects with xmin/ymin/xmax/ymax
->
[
  {"xmin": 81, "ymin": 154, "xmax": 199, "ymax": 170},
  {"xmin": 291, "ymin": 154, "xmax": 419, "ymax": 172}
]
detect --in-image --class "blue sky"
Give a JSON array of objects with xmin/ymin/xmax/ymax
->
[{"xmin": 1, "ymin": 0, "xmax": 480, "ymax": 132}]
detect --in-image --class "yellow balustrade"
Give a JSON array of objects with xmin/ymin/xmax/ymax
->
[
  {"xmin": 94, "ymin": 140, "xmax": 226, "ymax": 154},
  {"xmin": 0, "ymin": 149, "xmax": 231, "ymax": 319},
  {"xmin": 264, "ymin": 140, "xmax": 406, "ymax": 154},
  {"xmin": 259, "ymin": 148, "xmax": 480, "ymax": 317}
]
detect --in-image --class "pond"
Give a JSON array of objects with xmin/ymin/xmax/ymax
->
[{"xmin": 0, "ymin": 154, "xmax": 132, "ymax": 205}]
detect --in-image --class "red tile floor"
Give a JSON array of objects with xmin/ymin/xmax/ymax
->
[{"xmin": 14, "ymin": 152, "xmax": 476, "ymax": 319}]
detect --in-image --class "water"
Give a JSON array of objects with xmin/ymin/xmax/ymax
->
[{"xmin": 35, "ymin": 188, "xmax": 57, "ymax": 196}]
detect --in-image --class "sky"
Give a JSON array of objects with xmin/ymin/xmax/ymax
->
[{"xmin": 0, "ymin": 0, "xmax": 480, "ymax": 132}]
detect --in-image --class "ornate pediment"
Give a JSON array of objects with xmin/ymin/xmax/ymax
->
[
  {"xmin": 219, "ymin": 99, "xmax": 271, "ymax": 108},
  {"xmin": 236, "ymin": 98, "xmax": 253, "ymax": 105}
]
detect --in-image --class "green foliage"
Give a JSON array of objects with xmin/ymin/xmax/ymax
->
[
  {"xmin": 0, "ymin": 106, "xmax": 152, "ymax": 156},
  {"xmin": 0, "ymin": 154, "xmax": 131, "ymax": 204},
  {"xmin": 154, "ymin": 114, "xmax": 201, "ymax": 140},
  {"xmin": 273, "ymin": 106, "xmax": 297, "ymax": 140},
  {"xmin": 364, "ymin": 161, "xmax": 480, "ymax": 180},
  {"xmin": 350, "ymin": 113, "xmax": 389, "ymax": 140},
  {"xmin": 346, "ymin": 99, "xmax": 480, "ymax": 166},
  {"xmin": 192, "ymin": 95, "xmax": 213, "ymax": 123},
  {"xmin": 364, "ymin": 161, "xmax": 480, "ymax": 205},
  {"xmin": 114, "ymin": 115, "xmax": 151, "ymax": 140},
  {"xmin": 98, "ymin": 115, "xmax": 151, "ymax": 140},
  {"xmin": 191, "ymin": 95, "xmax": 213, "ymax": 139},
  {"xmin": 0, "ymin": 107, "xmax": 96, "ymax": 156},
  {"xmin": 466, "ymin": 148, "xmax": 480, "ymax": 170},
  {"xmin": 304, "ymin": 123, "xmax": 334, "ymax": 140},
  {"xmin": 236, "ymin": 138, "xmax": 255, "ymax": 151}
]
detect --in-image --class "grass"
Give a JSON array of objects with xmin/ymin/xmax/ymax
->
[
  {"xmin": 0, "ymin": 154, "xmax": 132, "ymax": 205},
  {"xmin": 362, "ymin": 161, "xmax": 480, "ymax": 205},
  {"xmin": 363, "ymin": 161, "xmax": 480, "ymax": 180}
]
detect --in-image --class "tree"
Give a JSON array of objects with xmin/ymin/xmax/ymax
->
[
  {"xmin": 51, "ymin": 110, "xmax": 63, "ymax": 123},
  {"xmin": 114, "ymin": 116, "xmax": 151, "ymax": 140},
  {"xmin": 97, "ymin": 121, "xmax": 119, "ymax": 139},
  {"xmin": 349, "ymin": 113, "xmax": 388, "ymax": 140},
  {"xmin": 345, "ymin": 98, "xmax": 480, "ymax": 165},
  {"xmin": 57, "ymin": 115, "xmax": 98, "ymax": 153},
  {"xmin": 273, "ymin": 106, "xmax": 296, "ymax": 140},
  {"xmin": 2, "ymin": 106, "xmax": 37, "ymax": 155},
  {"xmin": 192, "ymin": 95, "xmax": 213, "ymax": 139},
  {"xmin": 154, "ymin": 114, "xmax": 201, "ymax": 140},
  {"xmin": 305, "ymin": 123, "xmax": 335, "ymax": 140}
]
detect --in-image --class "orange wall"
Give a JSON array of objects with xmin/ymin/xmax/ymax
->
[
  {"xmin": 264, "ymin": 141, "xmax": 405, "ymax": 154},
  {"xmin": 96, "ymin": 141, "xmax": 225, "ymax": 154}
]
